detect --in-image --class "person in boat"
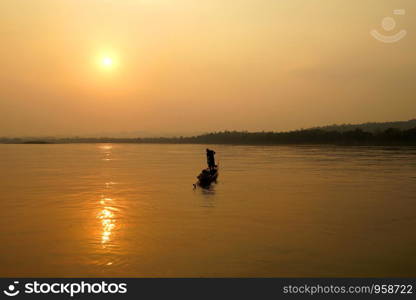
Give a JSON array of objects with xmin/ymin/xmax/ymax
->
[{"xmin": 206, "ymin": 148, "xmax": 216, "ymax": 171}]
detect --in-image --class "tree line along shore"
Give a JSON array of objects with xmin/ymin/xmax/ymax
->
[{"xmin": 1, "ymin": 127, "xmax": 416, "ymax": 146}]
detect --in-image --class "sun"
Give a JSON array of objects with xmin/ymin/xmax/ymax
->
[
  {"xmin": 102, "ymin": 57, "xmax": 113, "ymax": 67},
  {"xmin": 96, "ymin": 52, "xmax": 119, "ymax": 72}
]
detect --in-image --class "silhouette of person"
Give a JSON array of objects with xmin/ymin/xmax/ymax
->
[{"xmin": 206, "ymin": 148, "xmax": 216, "ymax": 171}]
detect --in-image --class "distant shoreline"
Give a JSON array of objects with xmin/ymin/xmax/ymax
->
[
  {"xmin": 1, "ymin": 127, "xmax": 416, "ymax": 146},
  {"xmin": 2, "ymin": 120, "xmax": 416, "ymax": 146}
]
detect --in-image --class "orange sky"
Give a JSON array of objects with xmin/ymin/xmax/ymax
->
[{"xmin": 0, "ymin": 0, "xmax": 415, "ymax": 137}]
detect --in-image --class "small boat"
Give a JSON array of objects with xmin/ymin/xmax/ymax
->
[
  {"xmin": 194, "ymin": 148, "xmax": 218, "ymax": 188},
  {"xmin": 197, "ymin": 166, "xmax": 218, "ymax": 187}
]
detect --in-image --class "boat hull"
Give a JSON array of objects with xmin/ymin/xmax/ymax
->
[{"xmin": 197, "ymin": 167, "xmax": 218, "ymax": 187}]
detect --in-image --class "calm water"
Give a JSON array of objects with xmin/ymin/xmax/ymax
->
[{"xmin": 1, "ymin": 144, "xmax": 416, "ymax": 277}]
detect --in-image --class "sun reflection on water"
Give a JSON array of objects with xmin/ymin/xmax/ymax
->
[
  {"xmin": 91, "ymin": 145, "xmax": 125, "ymax": 267},
  {"xmin": 97, "ymin": 186, "xmax": 117, "ymax": 247},
  {"xmin": 98, "ymin": 207, "xmax": 115, "ymax": 244},
  {"xmin": 99, "ymin": 144, "xmax": 113, "ymax": 161}
]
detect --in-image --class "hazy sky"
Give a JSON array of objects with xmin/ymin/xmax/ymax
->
[{"xmin": 0, "ymin": 0, "xmax": 415, "ymax": 136}]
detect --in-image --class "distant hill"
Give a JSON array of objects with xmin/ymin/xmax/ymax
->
[
  {"xmin": 1, "ymin": 119, "xmax": 416, "ymax": 145},
  {"xmin": 315, "ymin": 119, "xmax": 416, "ymax": 133}
]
